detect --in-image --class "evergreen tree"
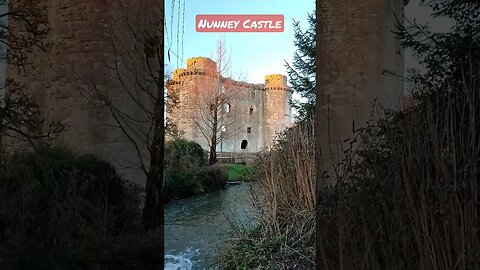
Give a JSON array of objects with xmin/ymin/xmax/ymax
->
[
  {"xmin": 285, "ymin": 12, "xmax": 316, "ymax": 121},
  {"xmin": 394, "ymin": 0, "xmax": 480, "ymax": 101}
]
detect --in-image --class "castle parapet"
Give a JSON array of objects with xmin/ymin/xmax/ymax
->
[
  {"xmin": 265, "ymin": 74, "xmax": 287, "ymax": 87},
  {"xmin": 264, "ymin": 74, "xmax": 292, "ymax": 92},
  {"xmin": 187, "ymin": 57, "xmax": 217, "ymax": 74}
]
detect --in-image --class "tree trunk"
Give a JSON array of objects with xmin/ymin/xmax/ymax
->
[
  {"xmin": 142, "ymin": 0, "xmax": 164, "ymax": 235},
  {"xmin": 142, "ymin": 82, "xmax": 164, "ymax": 231},
  {"xmin": 209, "ymin": 140, "xmax": 217, "ymax": 165},
  {"xmin": 209, "ymin": 105, "xmax": 218, "ymax": 165}
]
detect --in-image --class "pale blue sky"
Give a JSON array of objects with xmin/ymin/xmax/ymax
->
[{"xmin": 164, "ymin": 0, "xmax": 314, "ymax": 85}]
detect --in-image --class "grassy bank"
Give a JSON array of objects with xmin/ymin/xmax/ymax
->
[
  {"xmin": 220, "ymin": 163, "xmax": 254, "ymax": 182},
  {"xmin": 164, "ymin": 139, "xmax": 228, "ymax": 202},
  {"xmin": 218, "ymin": 119, "xmax": 316, "ymax": 269}
]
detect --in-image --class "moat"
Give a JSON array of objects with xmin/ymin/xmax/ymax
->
[{"xmin": 164, "ymin": 183, "xmax": 254, "ymax": 269}]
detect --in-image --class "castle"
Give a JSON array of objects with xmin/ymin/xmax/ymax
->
[
  {"xmin": 166, "ymin": 57, "xmax": 293, "ymax": 153},
  {"xmin": 1, "ymin": 0, "xmax": 410, "ymax": 185}
]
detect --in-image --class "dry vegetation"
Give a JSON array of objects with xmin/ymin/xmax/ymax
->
[
  {"xmin": 219, "ymin": 118, "xmax": 316, "ymax": 269},
  {"xmin": 317, "ymin": 66, "xmax": 480, "ymax": 269}
]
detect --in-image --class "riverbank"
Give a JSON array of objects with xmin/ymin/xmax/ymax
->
[
  {"xmin": 164, "ymin": 164, "xmax": 228, "ymax": 203},
  {"xmin": 164, "ymin": 139, "xmax": 230, "ymax": 203},
  {"xmin": 217, "ymin": 119, "xmax": 316, "ymax": 269},
  {"xmin": 164, "ymin": 182, "xmax": 254, "ymax": 269},
  {"xmin": 164, "ymin": 162, "xmax": 254, "ymax": 203},
  {"xmin": 222, "ymin": 163, "xmax": 254, "ymax": 182}
]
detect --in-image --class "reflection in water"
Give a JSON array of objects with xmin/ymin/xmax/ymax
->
[{"xmin": 164, "ymin": 183, "xmax": 255, "ymax": 270}]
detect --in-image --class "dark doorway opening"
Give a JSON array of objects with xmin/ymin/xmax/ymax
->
[{"xmin": 241, "ymin": 140, "xmax": 248, "ymax": 149}]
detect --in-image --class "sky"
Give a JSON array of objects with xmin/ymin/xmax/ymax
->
[{"xmin": 164, "ymin": 0, "xmax": 315, "ymax": 86}]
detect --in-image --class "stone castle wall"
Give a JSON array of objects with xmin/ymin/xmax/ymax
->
[
  {"xmin": 4, "ymin": 0, "xmax": 160, "ymax": 186},
  {"xmin": 167, "ymin": 57, "xmax": 292, "ymax": 153},
  {"xmin": 316, "ymin": 0, "xmax": 407, "ymax": 180}
]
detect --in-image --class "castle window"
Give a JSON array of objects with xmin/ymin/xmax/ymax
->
[
  {"xmin": 249, "ymin": 106, "xmax": 254, "ymax": 115},
  {"xmin": 225, "ymin": 103, "xmax": 231, "ymax": 113},
  {"xmin": 247, "ymin": 127, "xmax": 252, "ymax": 133}
]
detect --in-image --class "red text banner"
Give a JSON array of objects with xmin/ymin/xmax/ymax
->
[{"xmin": 196, "ymin": 14, "xmax": 284, "ymax": 32}]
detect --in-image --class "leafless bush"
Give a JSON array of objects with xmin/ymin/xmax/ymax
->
[
  {"xmin": 317, "ymin": 65, "xmax": 480, "ymax": 270},
  {"xmin": 221, "ymin": 117, "xmax": 316, "ymax": 268}
]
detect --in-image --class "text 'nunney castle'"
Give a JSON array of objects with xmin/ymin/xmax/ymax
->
[{"xmin": 166, "ymin": 57, "xmax": 293, "ymax": 153}]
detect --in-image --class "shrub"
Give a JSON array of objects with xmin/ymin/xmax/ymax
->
[
  {"xmin": 0, "ymin": 147, "xmax": 145, "ymax": 269},
  {"xmin": 317, "ymin": 80, "xmax": 480, "ymax": 269},
  {"xmin": 197, "ymin": 165, "xmax": 228, "ymax": 192},
  {"xmin": 164, "ymin": 139, "xmax": 206, "ymax": 170},
  {"xmin": 164, "ymin": 139, "xmax": 226, "ymax": 202},
  {"xmin": 219, "ymin": 117, "xmax": 316, "ymax": 269},
  {"xmin": 316, "ymin": 3, "xmax": 480, "ymax": 269},
  {"xmin": 164, "ymin": 169, "xmax": 204, "ymax": 201}
]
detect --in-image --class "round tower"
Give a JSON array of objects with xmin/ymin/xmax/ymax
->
[
  {"xmin": 316, "ymin": 0, "xmax": 406, "ymax": 181},
  {"xmin": 263, "ymin": 74, "xmax": 292, "ymax": 147},
  {"xmin": 5, "ymin": 0, "xmax": 161, "ymax": 186},
  {"xmin": 186, "ymin": 57, "xmax": 217, "ymax": 75},
  {"xmin": 168, "ymin": 57, "xmax": 220, "ymax": 150}
]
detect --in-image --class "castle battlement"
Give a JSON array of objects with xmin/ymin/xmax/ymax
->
[{"xmin": 169, "ymin": 58, "xmax": 293, "ymax": 94}]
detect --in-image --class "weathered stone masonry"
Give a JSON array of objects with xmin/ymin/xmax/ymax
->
[
  {"xmin": 166, "ymin": 57, "xmax": 293, "ymax": 153},
  {"xmin": 5, "ymin": 0, "xmax": 156, "ymax": 186},
  {"xmin": 316, "ymin": 0, "xmax": 408, "ymax": 180}
]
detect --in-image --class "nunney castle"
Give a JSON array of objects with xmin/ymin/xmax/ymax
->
[
  {"xmin": 166, "ymin": 57, "xmax": 293, "ymax": 154},
  {"xmin": 1, "ymin": 0, "xmax": 411, "ymax": 185}
]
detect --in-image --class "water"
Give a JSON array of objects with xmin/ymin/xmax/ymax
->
[{"xmin": 164, "ymin": 183, "xmax": 255, "ymax": 270}]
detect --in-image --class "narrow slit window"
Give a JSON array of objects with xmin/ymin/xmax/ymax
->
[
  {"xmin": 249, "ymin": 106, "xmax": 254, "ymax": 115},
  {"xmin": 247, "ymin": 127, "xmax": 252, "ymax": 133}
]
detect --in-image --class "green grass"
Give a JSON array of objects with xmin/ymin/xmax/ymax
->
[{"xmin": 222, "ymin": 164, "xmax": 254, "ymax": 182}]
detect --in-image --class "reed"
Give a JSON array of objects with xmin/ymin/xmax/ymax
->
[
  {"xmin": 219, "ymin": 117, "xmax": 316, "ymax": 269},
  {"xmin": 317, "ymin": 64, "xmax": 480, "ymax": 270}
]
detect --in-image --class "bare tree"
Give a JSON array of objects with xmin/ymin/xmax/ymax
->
[
  {"xmin": 79, "ymin": 0, "xmax": 165, "ymax": 231},
  {"xmin": 189, "ymin": 38, "xmax": 246, "ymax": 164},
  {"xmin": 1, "ymin": 80, "xmax": 64, "ymax": 150},
  {"xmin": 1, "ymin": 0, "xmax": 64, "ymax": 158},
  {"xmin": 164, "ymin": 72, "xmax": 183, "ymax": 139}
]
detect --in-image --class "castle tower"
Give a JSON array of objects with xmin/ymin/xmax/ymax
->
[
  {"xmin": 4, "ymin": 0, "xmax": 161, "ymax": 186},
  {"xmin": 316, "ymin": 0, "xmax": 406, "ymax": 180},
  {"xmin": 263, "ymin": 74, "xmax": 292, "ymax": 147},
  {"xmin": 186, "ymin": 57, "xmax": 217, "ymax": 75},
  {"xmin": 167, "ymin": 56, "xmax": 221, "ymax": 147}
]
